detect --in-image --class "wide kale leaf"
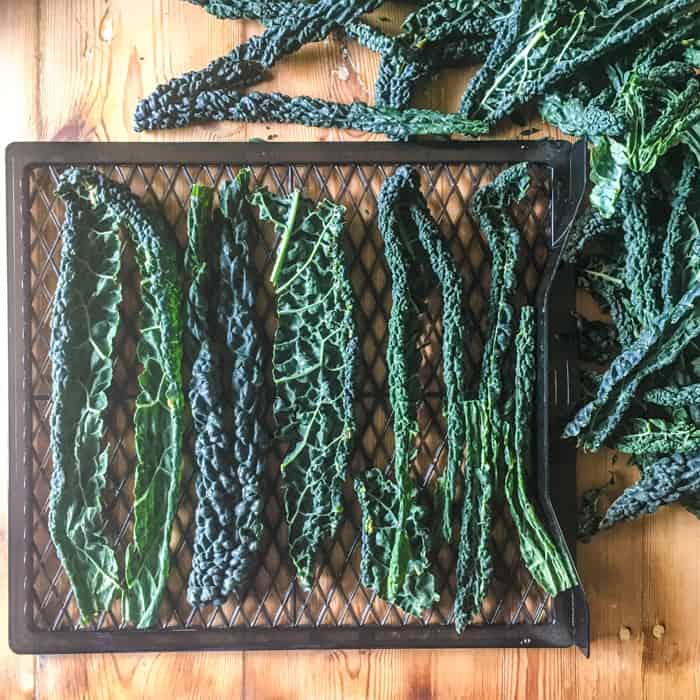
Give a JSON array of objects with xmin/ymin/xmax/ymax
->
[
  {"xmin": 251, "ymin": 187, "xmax": 358, "ymax": 589},
  {"xmin": 54, "ymin": 169, "xmax": 184, "ymax": 628}
]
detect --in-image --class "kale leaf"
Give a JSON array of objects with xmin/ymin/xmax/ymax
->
[
  {"xmin": 56, "ymin": 169, "xmax": 185, "ymax": 628},
  {"xmin": 251, "ymin": 188, "xmax": 358, "ymax": 589}
]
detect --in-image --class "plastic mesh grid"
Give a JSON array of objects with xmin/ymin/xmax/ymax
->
[{"xmin": 25, "ymin": 160, "xmax": 554, "ymax": 633}]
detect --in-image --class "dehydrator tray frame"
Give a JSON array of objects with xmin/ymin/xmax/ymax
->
[{"xmin": 6, "ymin": 140, "xmax": 589, "ymax": 655}]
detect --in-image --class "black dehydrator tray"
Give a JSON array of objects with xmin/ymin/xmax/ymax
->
[{"xmin": 7, "ymin": 140, "xmax": 589, "ymax": 655}]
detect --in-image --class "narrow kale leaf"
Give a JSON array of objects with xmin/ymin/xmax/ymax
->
[
  {"xmin": 134, "ymin": 88, "xmax": 488, "ymax": 139},
  {"xmin": 504, "ymin": 307, "xmax": 577, "ymax": 596},
  {"xmin": 354, "ymin": 168, "xmax": 442, "ymax": 617},
  {"xmin": 134, "ymin": 0, "xmax": 384, "ymax": 129},
  {"xmin": 381, "ymin": 166, "xmax": 473, "ymax": 544},
  {"xmin": 186, "ymin": 172, "xmax": 266, "ymax": 607},
  {"xmin": 564, "ymin": 282, "xmax": 700, "ymax": 452},
  {"xmin": 454, "ymin": 163, "xmax": 530, "ymax": 630}
]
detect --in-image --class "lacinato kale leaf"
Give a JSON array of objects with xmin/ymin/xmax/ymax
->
[
  {"xmin": 602, "ymin": 452, "xmax": 700, "ymax": 527},
  {"xmin": 134, "ymin": 0, "xmax": 384, "ymax": 130},
  {"xmin": 56, "ymin": 169, "xmax": 184, "ymax": 628},
  {"xmin": 251, "ymin": 188, "xmax": 358, "ymax": 589},
  {"xmin": 460, "ymin": 0, "xmax": 695, "ymax": 125},
  {"xmin": 504, "ymin": 307, "xmax": 577, "ymax": 596},
  {"xmin": 355, "ymin": 168, "xmax": 443, "ymax": 617},
  {"xmin": 186, "ymin": 172, "xmax": 266, "ymax": 607},
  {"xmin": 454, "ymin": 163, "xmax": 530, "ymax": 630},
  {"xmin": 564, "ymin": 282, "xmax": 700, "ymax": 452},
  {"xmin": 644, "ymin": 384, "xmax": 700, "ymax": 408},
  {"xmin": 49, "ymin": 187, "xmax": 123, "ymax": 624},
  {"xmin": 611, "ymin": 417, "xmax": 700, "ymax": 456}
]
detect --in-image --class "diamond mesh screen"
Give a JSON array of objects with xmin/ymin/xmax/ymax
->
[{"xmin": 25, "ymin": 160, "xmax": 554, "ymax": 634}]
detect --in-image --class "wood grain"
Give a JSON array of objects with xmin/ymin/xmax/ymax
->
[
  {"xmin": 2, "ymin": 1, "xmax": 699, "ymax": 698},
  {"xmin": 1, "ymin": 0, "xmax": 38, "ymax": 697},
  {"xmin": 36, "ymin": 653, "xmax": 244, "ymax": 700}
]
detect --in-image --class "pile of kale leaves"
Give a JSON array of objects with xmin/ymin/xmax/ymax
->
[{"xmin": 134, "ymin": 1, "xmax": 700, "ymax": 534}]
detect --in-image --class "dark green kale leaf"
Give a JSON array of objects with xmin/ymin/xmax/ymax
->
[
  {"xmin": 473, "ymin": 163, "xmax": 530, "ymax": 488},
  {"xmin": 619, "ymin": 171, "xmax": 662, "ymax": 326},
  {"xmin": 383, "ymin": 166, "xmax": 472, "ymax": 544},
  {"xmin": 57, "ymin": 168, "xmax": 185, "ymax": 629},
  {"xmin": 454, "ymin": 163, "xmax": 530, "ymax": 630},
  {"xmin": 185, "ymin": 183, "xmax": 231, "ymax": 607},
  {"xmin": 134, "ymin": 0, "xmax": 384, "ymax": 130},
  {"xmin": 218, "ymin": 172, "xmax": 267, "ymax": 590},
  {"xmin": 660, "ymin": 154, "xmax": 700, "ymax": 310},
  {"xmin": 453, "ymin": 399, "xmax": 488, "ymax": 632},
  {"xmin": 49, "ymin": 189, "xmax": 123, "ymax": 624},
  {"xmin": 611, "ymin": 417, "xmax": 700, "ymax": 456},
  {"xmin": 644, "ymin": 384, "xmax": 700, "ymax": 408},
  {"xmin": 602, "ymin": 452, "xmax": 700, "ymax": 527},
  {"xmin": 368, "ymin": 0, "xmax": 508, "ymax": 110},
  {"xmin": 186, "ymin": 172, "xmax": 266, "ymax": 607},
  {"xmin": 251, "ymin": 188, "xmax": 357, "ymax": 589},
  {"xmin": 355, "ymin": 168, "xmax": 442, "ymax": 617},
  {"xmin": 459, "ymin": 0, "xmax": 695, "ymax": 125},
  {"xmin": 563, "ymin": 282, "xmax": 700, "ymax": 452},
  {"xmin": 134, "ymin": 87, "xmax": 488, "ymax": 139}
]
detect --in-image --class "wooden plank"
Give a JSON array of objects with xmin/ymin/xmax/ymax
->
[
  {"xmin": 35, "ymin": 653, "xmax": 244, "ymax": 700},
  {"xmin": 574, "ymin": 448, "xmax": 645, "ymax": 700},
  {"xmin": 0, "ymin": 0, "xmax": 39, "ymax": 697},
  {"xmin": 641, "ymin": 506, "xmax": 700, "ymax": 700},
  {"xmin": 242, "ymin": 648, "xmax": 504, "ymax": 699},
  {"xmin": 503, "ymin": 649, "xmax": 577, "ymax": 700}
]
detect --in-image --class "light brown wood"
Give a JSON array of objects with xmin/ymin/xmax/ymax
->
[
  {"xmin": 1, "ymin": 0, "xmax": 39, "ymax": 697},
  {"xmin": 1, "ymin": 1, "xmax": 699, "ymax": 698},
  {"xmin": 35, "ymin": 653, "xmax": 244, "ymax": 700}
]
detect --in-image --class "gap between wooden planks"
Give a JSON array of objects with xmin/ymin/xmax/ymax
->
[{"xmin": 1, "ymin": 1, "xmax": 699, "ymax": 699}]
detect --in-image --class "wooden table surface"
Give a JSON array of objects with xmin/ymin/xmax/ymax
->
[{"xmin": 2, "ymin": 2, "xmax": 699, "ymax": 698}]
